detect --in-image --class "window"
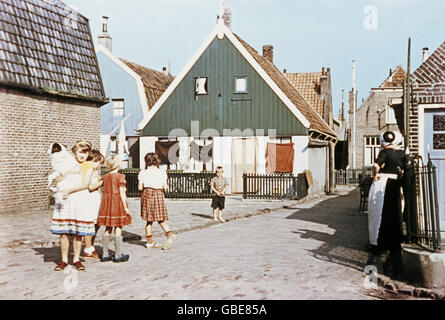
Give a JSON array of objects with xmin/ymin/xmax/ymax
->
[
  {"xmin": 385, "ymin": 105, "xmax": 396, "ymax": 124},
  {"xmin": 195, "ymin": 77, "xmax": 208, "ymax": 95},
  {"xmin": 364, "ymin": 136, "xmax": 381, "ymax": 167},
  {"xmin": 234, "ymin": 76, "xmax": 248, "ymax": 93},
  {"xmin": 113, "ymin": 99, "xmax": 124, "ymax": 117}
]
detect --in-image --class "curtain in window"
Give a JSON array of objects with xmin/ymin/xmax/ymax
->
[
  {"xmin": 265, "ymin": 142, "xmax": 294, "ymax": 173},
  {"xmin": 155, "ymin": 141, "xmax": 179, "ymax": 165}
]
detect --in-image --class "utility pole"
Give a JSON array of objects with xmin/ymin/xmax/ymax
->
[
  {"xmin": 405, "ymin": 38, "xmax": 411, "ymax": 152},
  {"xmin": 352, "ymin": 60, "xmax": 357, "ymax": 169}
]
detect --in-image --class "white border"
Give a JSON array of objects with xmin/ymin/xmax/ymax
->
[
  {"xmin": 96, "ymin": 44, "xmax": 149, "ymax": 119},
  {"xmin": 137, "ymin": 21, "xmax": 311, "ymax": 131}
]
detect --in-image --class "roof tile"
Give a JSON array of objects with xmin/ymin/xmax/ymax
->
[
  {"xmin": 233, "ymin": 33, "xmax": 336, "ymax": 138},
  {"xmin": 0, "ymin": 0, "xmax": 105, "ymax": 101}
]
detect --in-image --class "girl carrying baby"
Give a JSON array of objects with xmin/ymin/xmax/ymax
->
[{"xmin": 50, "ymin": 141, "xmax": 96, "ymax": 271}]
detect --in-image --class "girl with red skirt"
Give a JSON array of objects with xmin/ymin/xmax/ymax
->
[
  {"xmin": 138, "ymin": 153, "xmax": 176, "ymax": 250},
  {"xmin": 97, "ymin": 155, "xmax": 132, "ymax": 262}
]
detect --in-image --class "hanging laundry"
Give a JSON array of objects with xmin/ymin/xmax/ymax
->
[
  {"xmin": 155, "ymin": 141, "xmax": 179, "ymax": 165},
  {"xmin": 265, "ymin": 142, "xmax": 294, "ymax": 173}
]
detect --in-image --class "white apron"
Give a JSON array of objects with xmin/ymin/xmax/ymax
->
[{"xmin": 367, "ymin": 173, "xmax": 398, "ymax": 245}]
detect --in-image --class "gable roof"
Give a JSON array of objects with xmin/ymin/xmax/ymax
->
[
  {"xmin": 411, "ymin": 41, "xmax": 445, "ymax": 104},
  {"xmin": 285, "ymin": 72, "xmax": 324, "ymax": 117},
  {"xmin": 120, "ymin": 58, "xmax": 174, "ymax": 111},
  {"xmin": 138, "ymin": 20, "xmax": 336, "ymax": 140},
  {"xmin": 0, "ymin": 0, "xmax": 105, "ymax": 103},
  {"xmin": 234, "ymin": 35, "xmax": 336, "ymax": 138},
  {"xmin": 412, "ymin": 41, "xmax": 445, "ymax": 84},
  {"xmin": 379, "ymin": 65, "xmax": 406, "ymax": 88}
]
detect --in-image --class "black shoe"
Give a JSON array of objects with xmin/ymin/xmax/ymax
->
[
  {"xmin": 101, "ymin": 255, "xmax": 114, "ymax": 262},
  {"xmin": 113, "ymin": 254, "xmax": 130, "ymax": 263}
]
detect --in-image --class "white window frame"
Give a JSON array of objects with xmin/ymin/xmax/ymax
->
[
  {"xmin": 234, "ymin": 76, "xmax": 248, "ymax": 94},
  {"xmin": 112, "ymin": 98, "xmax": 124, "ymax": 117},
  {"xmin": 364, "ymin": 136, "xmax": 381, "ymax": 167},
  {"xmin": 385, "ymin": 105, "xmax": 396, "ymax": 124},
  {"xmin": 195, "ymin": 77, "xmax": 208, "ymax": 95}
]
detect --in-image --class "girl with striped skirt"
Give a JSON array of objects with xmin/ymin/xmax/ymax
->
[{"xmin": 138, "ymin": 153, "xmax": 176, "ymax": 250}]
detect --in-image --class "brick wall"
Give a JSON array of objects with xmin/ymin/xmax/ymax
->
[
  {"xmin": 0, "ymin": 86, "xmax": 102, "ymax": 214},
  {"xmin": 408, "ymin": 42, "xmax": 445, "ymax": 155},
  {"xmin": 348, "ymin": 88, "xmax": 403, "ymax": 167}
]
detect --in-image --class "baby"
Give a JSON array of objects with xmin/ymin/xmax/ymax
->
[{"xmin": 47, "ymin": 143, "xmax": 80, "ymax": 206}]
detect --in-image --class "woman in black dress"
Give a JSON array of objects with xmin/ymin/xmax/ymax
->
[{"xmin": 367, "ymin": 131, "xmax": 406, "ymax": 274}]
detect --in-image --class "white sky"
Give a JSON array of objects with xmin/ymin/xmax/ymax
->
[{"xmin": 66, "ymin": 0, "xmax": 445, "ymax": 119}]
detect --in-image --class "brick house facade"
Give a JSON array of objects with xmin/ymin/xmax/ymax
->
[
  {"xmin": 0, "ymin": 87, "xmax": 101, "ymax": 213},
  {"xmin": 407, "ymin": 42, "xmax": 445, "ymax": 156},
  {"xmin": 0, "ymin": 0, "xmax": 106, "ymax": 213},
  {"xmin": 348, "ymin": 66, "xmax": 406, "ymax": 168}
]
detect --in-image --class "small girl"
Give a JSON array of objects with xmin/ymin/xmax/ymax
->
[
  {"xmin": 81, "ymin": 150, "xmax": 105, "ymax": 259},
  {"xmin": 97, "ymin": 155, "xmax": 132, "ymax": 262},
  {"xmin": 51, "ymin": 141, "xmax": 95, "ymax": 271},
  {"xmin": 138, "ymin": 153, "xmax": 176, "ymax": 250}
]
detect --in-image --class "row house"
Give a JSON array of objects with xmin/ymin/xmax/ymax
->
[
  {"xmin": 137, "ymin": 11, "xmax": 337, "ymax": 196},
  {"xmin": 348, "ymin": 65, "xmax": 406, "ymax": 168},
  {"xmin": 405, "ymin": 42, "xmax": 445, "ymax": 230},
  {"xmin": 95, "ymin": 17, "xmax": 174, "ymax": 168},
  {"xmin": 0, "ymin": 0, "xmax": 106, "ymax": 213}
]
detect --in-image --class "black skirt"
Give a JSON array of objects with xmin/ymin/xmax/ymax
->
[{"xmin": 377, "ymin": 178, "xmax": 403, "ymax": 251}]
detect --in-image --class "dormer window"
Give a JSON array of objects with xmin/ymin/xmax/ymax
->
[
  {"xmin": 195, "ymin": 77, "xmax": 208, "ymax": 95},
  {"xmin": 234, "ymin": 76, "xmax": 248, "ymax": 93}
]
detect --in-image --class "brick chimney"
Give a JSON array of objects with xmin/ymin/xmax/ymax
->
[
  {"xmin": 262, "ymin": 45, "xmax": 273, "ymax": 64},
  {"xmin": 98, "ymin": 16, "xmax": 112, "ymax": 52}
]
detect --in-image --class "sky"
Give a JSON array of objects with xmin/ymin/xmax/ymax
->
[{"xmin": 66, "ymin": 0, "xmax": 445, "ymax": 120}]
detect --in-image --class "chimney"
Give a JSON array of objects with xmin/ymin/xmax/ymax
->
[
  {"xmin": 168, "ymin": 61, "xmax": 172, "ymax": 75},
  {"xmin": 262, "ymin": 45, "xmax": 273, "ymax": 64},
  {"xmin": 98, "ymin": 16, "xmax": 112, "ymax": 52},
  {"xmin": 217, "ymin": 1, "xmax": 232, "ymax": 30},
  {"xmin": 422, "ymin": 47, "xmax": 429, "ymax": 63},
  {"xmin": 162, "ymin": 67, "xmax": 167, "ymax": 75},
  {"xmin": 283, "ymin": 69, "xmax": 287, "ymax": 74},
  {"xmin": 322, "ymin": 67, "xmax": 325, "ymax": 76}
]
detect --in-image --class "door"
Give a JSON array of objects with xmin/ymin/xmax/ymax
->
[
  {"xmin": 424, "ymin": 109, "xmax": 445, "ymax": 231},
  {"xmin": 232, "ymin": 138, "xmax": 257, "ymax": 193}
]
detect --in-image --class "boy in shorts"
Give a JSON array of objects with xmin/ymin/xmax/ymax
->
[{"xmin": 210, "ymin": 166, "xmax": 228, "ymax": 223}]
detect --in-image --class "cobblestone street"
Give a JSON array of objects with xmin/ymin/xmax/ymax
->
[{"xmin": 0, "ymin": 187, "xmax": 412, "ymax": 300}]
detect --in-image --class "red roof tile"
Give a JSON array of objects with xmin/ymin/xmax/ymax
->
[
  {"xmin": 234, "ymin": 34, "xmax": 336, "ymax": 138},
  {"xmin": 119, "ymin": 58, "xmax": 174, "ymax": 111}
]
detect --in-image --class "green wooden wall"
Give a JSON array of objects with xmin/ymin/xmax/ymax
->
[{"xmin": 141, "ymin": 35, "xmax": 308, "ymax": 137}]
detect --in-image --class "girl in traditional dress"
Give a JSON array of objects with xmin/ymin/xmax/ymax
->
[
  {"xmin": 81, "ymin": 150, "xmax": 105, "ymax": 259},
  {"xmin": 51, "ymin": 141, "xmax": 96, "ymax": 271},
  {"xmin": 97, "ymin": 155, "xmax": 132, "ymax": 262},
  {"xmin": 367, "ymin": 131, "xmax": 406, "ymax": 273},
  {"xmin": 138, "ymin": 153, "xmax": 176, "ymax": 250}
]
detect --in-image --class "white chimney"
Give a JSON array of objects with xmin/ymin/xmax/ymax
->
[
  {"xmin": 98, "ymin": 16, "xmax": 112, "ymax": 52},
  {"xmin": 422, "ymin": 47, "xmax": 429, "ymax": 63}
]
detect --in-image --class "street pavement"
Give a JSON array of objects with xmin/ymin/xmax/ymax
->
[{"xmin": 0, "ymin": 186, "xmax": 411, "ymax": 300}]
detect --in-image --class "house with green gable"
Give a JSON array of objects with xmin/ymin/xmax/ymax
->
[{"xmin": 137, "ymin": 11, "xmax": 337, "ymax": 196}]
